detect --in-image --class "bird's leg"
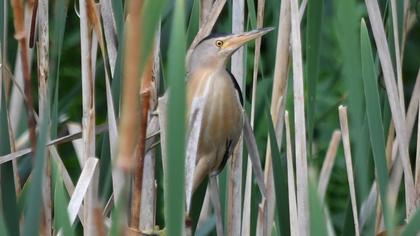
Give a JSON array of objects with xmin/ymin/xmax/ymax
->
[{"xmin": 192, "ymin": 156, "xmax": 212, "ymax": 194}]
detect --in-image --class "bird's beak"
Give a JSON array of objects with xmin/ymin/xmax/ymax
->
[{"xmin": 221, "ymin": 27, "xmax": 274, "ymax": 53}]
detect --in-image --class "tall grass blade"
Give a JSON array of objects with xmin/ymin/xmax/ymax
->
[
  {"xmin": 305, "ymin": 0, "xmax": 323, "ymax": 159},
  {"xmin": 266, "ymin": 109, "xmax": 290, "ymax": 236},
  {"xmin": 52, "ymin": 160, "xmax": 75, "ymax": 236},
  {"xmin": 309, "ymin": 172, "xmax": 328, "ymax": 235},
  {"xmin": 360, "ymin": 18, "xmax": 392, "ymax": 232},
  {"xmin": 335, "ymin": 0, "xmax": 369, "ymax": 207},
  {"xmin": 165, "ymin": 0, "xmax": 187, "ymax": 235},
  {"xmin": 22, "ymin": 95, "xmax": 49, "ymax": 236}
]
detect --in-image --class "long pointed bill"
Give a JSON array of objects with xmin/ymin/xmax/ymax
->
[{"xmin": 221, "ymin": 27, "xmax": 275, "ymax": 53}]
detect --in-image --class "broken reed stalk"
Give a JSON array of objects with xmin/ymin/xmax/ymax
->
[
  {"xmin": 338, "ymin": 105, "xmax": 360, "ymax": 236},
  {"xmin": 227, "ymin": 0, "xmax": 244, "ymax": 235},
  {"xmin": 318, "ymin": 130, "xmax": 341, "ymax": 201},
  {"xmin": 11, "ymin": 0, "xmax": 37, "ymax": 152},
  {"xmin": 290, "ymin": 0, "xmax": 309, "ymax": 234},
  {"xmin": 131, "ymin": 50, "xmax": 154, "ymax": 230},
  {"xmin": 67, "ymin": 157, "xmax": 99, "ymax": 225},
  {"xmin": 285, "ymin": 111, "xmax": 299, "ymax": 236},
  {"xmin": 364, "ymin": 0, "xmax": 415, "ymax": 216},
  {"xmin": 243, "ymin": 0, "xmax": 265, "ymax": 234},
  {"xmin": 257, "ymin": 0, "xmax": 290, "ymax": 234}
]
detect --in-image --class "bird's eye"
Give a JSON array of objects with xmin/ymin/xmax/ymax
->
[{"xmin": 215, "ymin": 40, "xmax": 224, "ymax": 47}]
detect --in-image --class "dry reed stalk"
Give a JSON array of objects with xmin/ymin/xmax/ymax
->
[
  {"xmin": 104, "ymin": 51, "xmax": 123, "ymax": 202},
  {"xmin": 387, "ymin": 69, "xmax": 420, "ymax": 212},
  {"xmin": 227, "ymin": 0, "xmax": 244, "ymax": 234},
  {"xmin": 37, "ymin": 0, "xmax": 50, "ymax": 234},
  {"xmin": 365, "ymin": 0, "xmax": 415, "ymax": 216},
  {"xmin": 318, "ymin": 130, "xmax": 341, "ymax": 201},
  {"xmin": 186, "ymin": 0, "xmax": 226, "ymax": 64},
  {"xmin": 209, "ymin": 176, "xmax": 224, "ymax": 236},
  {"xmin": 338, "ymin": 105, "xmax": 360, "ymax": 236},
  {"xmin": 28, "ymin": 0, "xmax": 37, "ymax": 48},
  {"xmin": 197, "ymin": 188, "xmax": 211, "ymax": 229},
  {"xmin": 416, "ymin": 99, "xmax": 420, "ymax": 192},
  {"xmin": 390, "ymin": 0, "xmax": 405, "ymax": 112},
  {"xmin": 243, "ymin": 0, "xmax": 265, "ymax": 233},
  {"xmin": 157, "ymin": 95, "xmax": 168, "ymax": 179},
  {"xmin": 68, "ymin": 157, "xmax": 99, "ymax": 225},
  {"xmin": 285, "ymin": 111, "xmax": 299, "ymax": 236},
  {"xmin": 131, "ymin": 51, "xmax": 155, "ymax": 230},
  {"xmin": 9, "ymin": 4, "xmax": 34, "ymax": 140},
  {"xmin": 299, "ymin": 0, "xmax": 308, "ymax": 21},
  {"xmin": 67, "ymin": 123, "xmax": 84, "ymax": 166},
  {"xmin": 290, "ymin": 0, "xmax": 309, "ymax": 233},
  {"xmin": 140, "ymin": 28, "xmax": 162, "ymax": 229},
  {"xmin": 406, "ymin": 70, "xmax": 420, "ymax": 143},
  {"xmin": 79, "ymin": 0, "xmax": 98, "ymax": 234},
  {"xmin": 100, "ymin": 0, "xmax": 117, "ymax": 75},
  {"xmin": 385, "ymin": 123, "xmax": 395, "ymax": 168},
  {"xmin": 49, "ymin": 146, "xmax": 76, "ymax": 198},
  {"xmin": 401, "ymin": 0, "xmax": 416, "ymax": 59},
  {"xmin": 11, "ymin": 0, "xmax": 37, "ymax": 152},
  {"xmin": 359, "ymin": 182, "xmax": 377, "ymax": 231},
  {"xmin": 185, "ymin": 97, "xmax": 205, "ymax": 212},
  {"xmin": 140, "ymin": 117, "xmax": 160, "ymax": 230},
  {"xmin": 257, "ymin": 0, "xmax": 291, "ymax": 233},
  {"xmin": 117, "ymin": 0, "xmax": 143, "ymax": 172},
  {"xmin": 200, "ymin": 0, "xmax": 214, "ymax": 26}
]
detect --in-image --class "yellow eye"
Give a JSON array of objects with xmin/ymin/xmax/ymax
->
[{"xmin": 215, "ymin": 40, "xmax": 224, "ymax": 47}]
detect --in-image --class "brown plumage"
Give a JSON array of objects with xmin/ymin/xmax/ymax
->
[{"xmin": 187, "ymin": 28, "xmax": 274, "ymax": 193}]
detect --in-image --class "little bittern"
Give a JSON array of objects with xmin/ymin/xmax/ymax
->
[{"xmin": 187, "ymin": 27, "xmax": 273, "ymax": 193}]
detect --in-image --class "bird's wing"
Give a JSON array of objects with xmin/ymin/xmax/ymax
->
[{"xmin": 227, "ymin": 70, "xmax": 244, "ymax": 106}]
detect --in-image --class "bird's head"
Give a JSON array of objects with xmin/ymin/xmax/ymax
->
[{"xmin": 188, "ymin": 27, "xmax": 274, "ymax": 72}]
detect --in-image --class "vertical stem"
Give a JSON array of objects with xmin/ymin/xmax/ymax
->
[
  {"xmin": 38, "ymin": 0, "xmax": 50, "ymax": 234},
  {"xmin": 228, "ymin": 0, "xmax": 244, "ymax": 235},
  {"xmin": 79, "ymin": 0, "xmax": 96, "ymax": 234},
  {"xmin": 290, "ymin": 0, "xmax": 309, "ymax": 234},
  {"xmin": 339, "ymin": 106, "xmax": 360, "ymax": 236}
]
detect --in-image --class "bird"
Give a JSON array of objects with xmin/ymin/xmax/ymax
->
[{"xmin": 187, "ymin": 27, "xmax": 274, "ymax": 194}]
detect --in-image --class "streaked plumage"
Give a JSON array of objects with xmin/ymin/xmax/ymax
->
[{"xmin": 187, "ymin": 28, "xmax": 274, "ymax": 193}]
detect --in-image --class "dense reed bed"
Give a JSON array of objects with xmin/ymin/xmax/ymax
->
[{"xmin": 0, "ymin": 0, "xmax": 420, "ymax": 235}]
